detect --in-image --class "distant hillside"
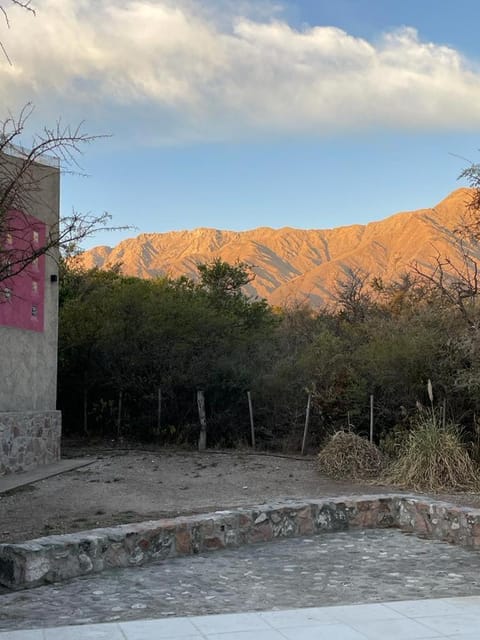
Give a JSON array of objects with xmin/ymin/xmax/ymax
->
[{"xmin": 79, "ymin": 188, "xmax": 479, "ymax": 307}]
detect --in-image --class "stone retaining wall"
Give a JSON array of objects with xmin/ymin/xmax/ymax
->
[
  {"xmin": 395, "ymin": 496, "xmax": 480, "ymax": 546},
  {"xmin": 0, "ymin": 411, "xmax": 61, "ymax": 476},
  {"xmin": 3, "ymin": 493, "xmax": 480, "ymax": 591},
  {"xmin": 0, "ymin": 495, "xmax": 398, "ymax": 590}
]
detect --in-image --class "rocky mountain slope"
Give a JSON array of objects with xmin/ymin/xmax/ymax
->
[{"xmin": 79, "ymin": 188, "xmax": 479, "ymax": 307}]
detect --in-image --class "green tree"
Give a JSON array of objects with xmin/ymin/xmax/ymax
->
[{"xmin": 58, "ymin": 261, "xmax": 276, "ymax": 444}]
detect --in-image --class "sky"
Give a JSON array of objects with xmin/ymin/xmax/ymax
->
[{"xmin": 2, "ymin": 0, "xmax": 480, "ymax": 249}]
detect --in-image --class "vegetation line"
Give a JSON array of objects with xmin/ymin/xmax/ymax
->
[{"xmin": 64, "ymin": 447, "xmax": 314, "ymax": 462}]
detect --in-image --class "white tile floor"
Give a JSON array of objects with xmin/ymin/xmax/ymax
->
[{"xmin": 2, "ymin": 597, "xmax": 480, "ymax": 639}]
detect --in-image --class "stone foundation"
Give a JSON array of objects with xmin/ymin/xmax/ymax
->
[
  {"xmin": 4, "ymin": 493, "xmax": 480, "ymax": 590},
  {"xmin": 0, "ymin": 411, "xmax": 61, "ymax": 476}
]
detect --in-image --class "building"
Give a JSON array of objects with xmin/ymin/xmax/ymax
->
[{"xmin": 0, "ymin": 150, "xmax": 62, "ymax": 475}]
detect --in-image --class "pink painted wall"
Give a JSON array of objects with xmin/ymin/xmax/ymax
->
[{"xmin": 0, "ymin": 210, "xmax": 46, "ymax": 332}]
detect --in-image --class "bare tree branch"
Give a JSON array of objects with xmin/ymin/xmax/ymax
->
[
  {"xmin": 1, "ymin": 0, "xmax": 35, "ymax": 63},
  {"xmin": 0, "ymin": 104, "xmax": 132, "ymax": 287},
  {"xmin": 456, "ymin": 163, "xmax": 480, "ymax": 240},
  {"xmin": 0, "ymin": 4, "xmax": 131, "ymax": 294},
  {"xmin": 411, "ymin": 242, "xmax": 480, "ymax": 326},
  {"xmin": 333, "ymin": 266, "xmax": 372, "ymax": 321},
  {"xmin": 0, "ymin": 0, "xmax": 35, "ymax": 26}
]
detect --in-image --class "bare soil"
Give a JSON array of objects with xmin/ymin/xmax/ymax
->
[{"xmin": 1, "ymin": 444, "xmax": 480, "ymax": 544}]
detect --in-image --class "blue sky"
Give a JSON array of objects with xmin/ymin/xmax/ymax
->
[{"xmin": 2, "ymin": 0, "xmax": 480, "ymax": 248}]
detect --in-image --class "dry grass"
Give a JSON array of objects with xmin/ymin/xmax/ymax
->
[
  {"xmin": 386, "ymin": 414, "xmax": 479, "ymax": 492},
  {"xmin": 317, "ymin": 430, "xmax": 385, "ymax": 479}
]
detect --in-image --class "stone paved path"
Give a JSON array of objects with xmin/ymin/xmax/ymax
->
[{"xmin": 2, "ymin": 529, "xmax": 480, "ymax": 632}]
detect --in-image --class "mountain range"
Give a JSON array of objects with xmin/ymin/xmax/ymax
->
[{"xmin": 79, "ymin": 188, "xmax": 479, "ymax": 307}]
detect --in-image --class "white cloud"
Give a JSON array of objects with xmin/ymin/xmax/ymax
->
[{"xmin": 2, "ymin": 0, "xmax": 480, "ymax": 143}]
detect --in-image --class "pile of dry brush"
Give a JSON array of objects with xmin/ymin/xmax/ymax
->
[{"xmin": 317, "ymin": 416, "xmax": 480, "ymax": 492}]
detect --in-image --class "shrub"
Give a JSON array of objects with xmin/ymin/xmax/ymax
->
[
  {"xmin": 387, "ymin": 412, "xmax": 479, "ymax": 491},
  {"xmin": 317, "ymin": 430, "xmax": 385, "ymax": 479}
]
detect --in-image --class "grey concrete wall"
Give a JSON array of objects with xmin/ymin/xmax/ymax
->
[{"xmin": 0, "ymin": 156, "xmax": 60, "ymax": 412}]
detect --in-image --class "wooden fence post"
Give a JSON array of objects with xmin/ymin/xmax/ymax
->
[
  {"xmin": 197, "ymin": 389, "xmax": 207, "ymax": 451},
  {"xmin": 369, "ymin": 394, "xmax": 374, "ymax": 443},
  {"xmin": 157, "ymin": 387, "xmax": 162, "ymax": 433},
  {"xmin": 247, "ymin": 391, "xmax": 255, "ymax": 449},
  {"xmin": 301, "ymin": 392, "xmax": 312, "ymax": 455},
  {"xmin": 83, "ymin": 386, "xmax": 88, "ymax": 436},
  {"xmin": 117, "ymin": 389, "xmax": 123, "ymax": 439}
]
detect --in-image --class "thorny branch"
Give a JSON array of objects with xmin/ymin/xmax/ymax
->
[
  {"xmin": 0, "ymin": 104, "xmax": 128, "ymax": 287},
  {"xmin": 410, "ymin": 164, "xmax": 480, "ymax": 325},
  {"xmin": 0, "ymin": 3, "xmax": 130, "ymax": 297},
  {"xmin": 412, "ymin": 243, "xmax": 480, "ymax": 325}
]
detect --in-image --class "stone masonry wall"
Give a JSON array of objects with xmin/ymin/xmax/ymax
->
[
  {"xmin": 394, "ymin": 496, "xmax": 480, "ymax": 547},
  {"xmin": 2, "ymin": 493, "xmax": 480, "ymax": 591},
  {"xmin": 0, "ymin": 495, "xmax": 404, "ymax": 590},
  {"xmin": 0, "ymin": 411, "xmax": 61, "ymax": 476}
]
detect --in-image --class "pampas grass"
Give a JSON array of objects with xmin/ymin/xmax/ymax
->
[{"xmin": 387, "ymin": 411, "xmax": 479, "ymax": 491}]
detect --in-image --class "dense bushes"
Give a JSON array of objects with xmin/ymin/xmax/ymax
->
[
  {"xmin": 58, "ymin": 260, "xmax": 277, "ymax": 444},
  {"xmin": 57, "ymin": 258, "xmax": 480, "ymax": 455}
]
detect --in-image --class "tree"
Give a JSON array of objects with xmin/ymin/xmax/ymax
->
[
  {"xmin": 58, "ymin": 265, "xmax": 124, "ymax": 435},
  {"xmin": 57, "ymin": 261, "xmax": 277, "ymax": 443},
  {"xmin": 459, "ymin": 161, "xmax": 480, "ymax": 236},
  {"xmin": 407, "ymin": 170, "xmax": 480, "ymax": 327},
  {"xmin": 0, "ymin": 105, "xmax": 128, "ymax": 285},
  {"xmin": 1, "ymin": 2, "xmax": 125, "ymax": 283},
  {"xmin": 333, "ymin": 266, "xmax": 373, "ymax": 321},
  {"xmin": 197, "ymin": 258, "xmax": 255, "ymax": 298},
  {"xmin": 1, "ymin": 1, "xmax": 35, "ymax": 63},
  {"xmin": 411, "ymin": 246, "xmax": 480, "ymax": 326}
]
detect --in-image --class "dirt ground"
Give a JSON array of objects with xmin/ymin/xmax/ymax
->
[{"xmin": 1, "ymin": 444, "xmax": 480, "ymax": 544}]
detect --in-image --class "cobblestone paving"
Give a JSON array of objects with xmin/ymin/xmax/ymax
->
[{"xmin": 2, "ymin": 529, "xmax": 480, "ymax": 632}]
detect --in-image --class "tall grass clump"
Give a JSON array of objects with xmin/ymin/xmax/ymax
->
[
  {"xmin": 387, "ymin": 410, "xmax": 479, "ymax": 491},
  {"xmin": 317, "ymin": 430, "xmax": 385, "ymax": 479}
]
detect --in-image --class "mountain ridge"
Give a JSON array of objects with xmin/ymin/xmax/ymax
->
[{"xmin": 79, "ymin": 188, "xmax": 478, "ymax": 307}]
